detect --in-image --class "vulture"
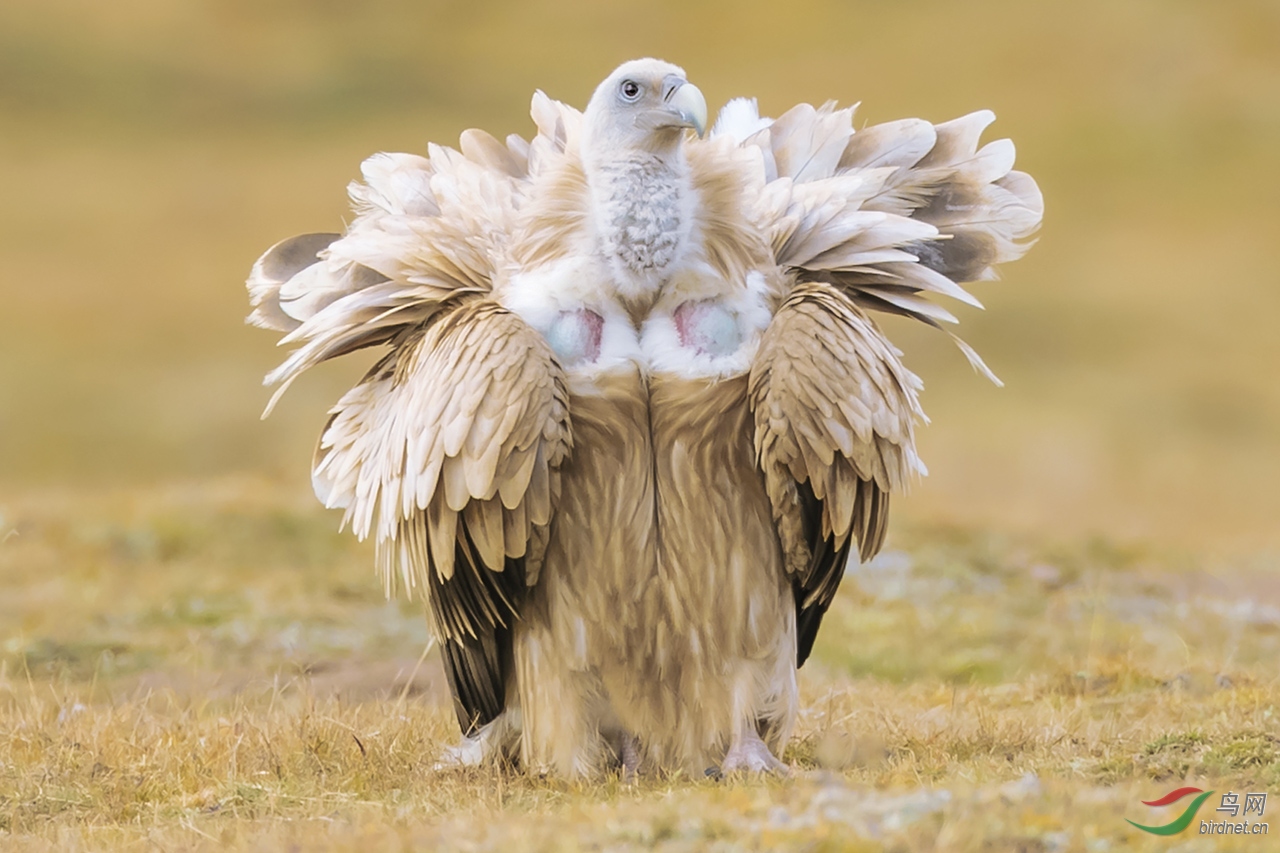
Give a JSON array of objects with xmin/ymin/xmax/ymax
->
[{"xmin": 247, "ymin": 59, "xmax": 1042, "ymax": 777}]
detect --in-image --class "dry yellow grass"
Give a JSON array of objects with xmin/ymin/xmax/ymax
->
[
  {"xmin": 2, "ymin": 483, "xmax": 1277, "ymax": 850},
  {"xmin": 2, "ymin": 0, "xmax": 1279, "ymax": 849}
]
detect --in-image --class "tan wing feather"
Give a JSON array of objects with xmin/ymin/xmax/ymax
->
[
  {"xmin": 310, "ymin": 298, "xmax": 570, "ymax": 734},
  {"xmin": 751, "ymin": 280, "xmax": 923, "ymax": 573},
  {"xmin": 313, "ymin": 298, "xmax": 570, "ymax": 592},
  {"xmin": 750, "ymin": 280, "xmax": 925, "ymax": 664},
  {"xmin": 247, "ymin": 96, "xmax": 590, "ymax": 737}
]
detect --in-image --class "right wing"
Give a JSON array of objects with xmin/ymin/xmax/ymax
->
[
  {"xmin": 314, "ymin": 298, "xmax": 571, "ymax": 734},
  {"xmin": 247, "ymin": 97, "xmax": 588, "ymax": 734}
]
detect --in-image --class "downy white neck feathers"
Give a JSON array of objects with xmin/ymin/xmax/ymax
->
[{"xmin": 587, "ymin": 152, "xmax": 694, "ymax": 303}]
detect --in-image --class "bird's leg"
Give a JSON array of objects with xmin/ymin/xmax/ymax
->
[
  {"xmin": 720, "ymin": 721, "xmax": 789, "ymax": 775},
  {"xmin": 620, "ymin": 732, "xmax": 642, "ymax": 782}
]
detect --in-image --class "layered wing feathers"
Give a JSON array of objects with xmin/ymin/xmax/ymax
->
[
  {"xmin": 313, "ymin": 299, "xmax": 571, "ymax": 732},
  {"xmin": 312, "ymin": 299, "xmax": 571, "ymax": 596},
  {"xmin": 247, "ymin": 111, "xmax": 580, "ymax": 734},
  {"xmin": 749, "ymin": 281, "xmax": 926, "ymax": 665},
  {"xmin": 728, "ymin": 95, "xmax": 1039, "ymax": 663}
]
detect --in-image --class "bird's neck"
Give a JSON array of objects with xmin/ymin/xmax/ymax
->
[{"xmin": 588, "ymin": 150, "xmax": 692, "ymax": 309}]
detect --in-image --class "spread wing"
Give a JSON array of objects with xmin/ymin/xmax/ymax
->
[
  {"xmin": 247, "ymin": 105, "xmax": 581, "ymax": 733},
  {"xmin": 728, "ymin": 97, "xmax": 1039, "ymax": 665},
  {"xmin": 315, "ymin": 298, "xmax": 570, "ymax": 733},
  {"xmin": 749, "ymin": 281, "xmax": 925, "ymax": 666}
]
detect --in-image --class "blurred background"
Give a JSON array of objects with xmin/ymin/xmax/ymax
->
[{"xmin": 1, "ymin": 0, "xmax": 1277, "ymax": 554}]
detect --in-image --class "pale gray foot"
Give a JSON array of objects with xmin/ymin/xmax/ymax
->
[
  {"xmin": 620, "ymin": 733, "xmax": 642, "ymax": 782},
  {"xmin": 720, "ymin": 724, "xmax": 790, "ymax": 776}
]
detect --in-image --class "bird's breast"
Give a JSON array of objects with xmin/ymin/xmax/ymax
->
[{"xmin": 497, "ymin": 257, "xmax": 644, "ymax": 385}]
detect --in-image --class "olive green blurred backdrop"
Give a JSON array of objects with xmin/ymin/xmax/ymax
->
[{"xmin": 2, "ymin": 0, "xmax": 1277, "ymax": 551}]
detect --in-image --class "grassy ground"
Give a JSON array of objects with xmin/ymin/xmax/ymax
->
[
  {"xmin": 2, "ymin": 0, "xmax": 1279, "ymax": 849},
  {"xmin": 2, "ymin": 482, "xmax": 1277, "ymax": 850}
]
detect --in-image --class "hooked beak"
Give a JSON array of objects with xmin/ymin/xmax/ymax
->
[{"xmin": 662, "ymin": 75, "xmax": 707, "ymax": 137}]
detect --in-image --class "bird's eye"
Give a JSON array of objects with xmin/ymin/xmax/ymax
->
[{"xmin": 619, "ymin": 80, "xmax": 642, "ymax": 102}]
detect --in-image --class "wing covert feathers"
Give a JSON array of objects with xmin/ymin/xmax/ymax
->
[
  {"xmin": 751, "ymin": 281, "xmax": 924, "ymax": 557},
  {"xmin": 312, "ymin": 298, "xmax": 571, "ymax": 606},
  {"xmin": 750, "ymin": 281, "xmax": 925, "ymax": 664},
  {"xmin": 316, "ymin": 299, "xmax": 570, "ymax": 735}
]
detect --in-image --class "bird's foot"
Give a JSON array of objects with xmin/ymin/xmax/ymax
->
[
  {"xmin": 720, "ymin": 726, "xmax": 790, "ymax": 776},
  {"xmin": 620, "ymin": 733, "xmax": 642, "ymax": 782},
  {"xmin": 434, "ymin": 734, "xmax": 487, "ymax": 769},
  {"xmin": 432, "ymin": 714, "xmax": 519, "ymax": 771}
]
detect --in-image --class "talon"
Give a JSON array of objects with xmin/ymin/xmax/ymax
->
[{"xmin": 433, "ymin": 714, "xmax": 519, "ymax": 771}]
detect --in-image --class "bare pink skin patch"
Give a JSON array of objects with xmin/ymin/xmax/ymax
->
[
  {"xmin": 545, "ymin": 308, "xmax": 604, "ymax": 365},
  {"xmin": 673, "ymin": 300, "xmax": 742, "ymax": 357}
]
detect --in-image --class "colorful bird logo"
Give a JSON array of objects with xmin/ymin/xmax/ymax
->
[{"xmin": 1127, "ymin": 787, "xmax": 1215, "ymax": 835}]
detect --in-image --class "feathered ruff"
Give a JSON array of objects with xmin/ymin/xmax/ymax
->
[
  {"xmin": 246, "ymin": 143, "xmax": 517, "ymax": 335},
  {"xmin": 247, "ymin": 111, "xmax": 568, "ymax": 414}
]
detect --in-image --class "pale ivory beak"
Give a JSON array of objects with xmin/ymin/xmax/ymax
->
[{"xmin": 665, "ymin": 79, "xmax": 708, "ymax": 137}]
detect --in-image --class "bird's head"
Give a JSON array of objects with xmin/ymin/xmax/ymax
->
[{"xmin": 581, "ymin": 58, "xmax": 707, "ymax": 162}]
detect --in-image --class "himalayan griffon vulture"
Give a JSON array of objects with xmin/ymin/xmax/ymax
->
[{"xmin": 247, "ymin": 58, "xmax": 1042, "ymax": 777}]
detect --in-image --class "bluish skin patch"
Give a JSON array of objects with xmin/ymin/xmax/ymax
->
[
  {"xmin": 674, "ymin": 300, "xmax": 742, "ymax": 356},
  {"xmin": 546, "ymin": 309, "xmax": 604, "ymax": 365}
]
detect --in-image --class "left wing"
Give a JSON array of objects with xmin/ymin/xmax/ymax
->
[
  {"xmin": 749, "ymin": 281, "xmax": 925, "ymax": 666},
  {"xmin": 726, "ymin": 93, "xmax": 1041, "ymax": 664}
]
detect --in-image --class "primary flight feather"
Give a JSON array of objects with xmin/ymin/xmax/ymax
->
[{"xmin": 247, "ymin": 58, "xmax": 1042, "ymax": 777}]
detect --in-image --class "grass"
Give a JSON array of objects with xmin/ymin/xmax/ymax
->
[
  {"xmin": 2, "ymin": 483, "xmax": 1277, "ymax": 850},
  {"xmin": 2, "ymin": 0, "xmax": 1279, "ymax": 848}
]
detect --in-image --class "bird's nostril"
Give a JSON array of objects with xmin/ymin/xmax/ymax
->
[{"xmin": 661, "ymin": 75, "xmax": 685, "ymax": 103}]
